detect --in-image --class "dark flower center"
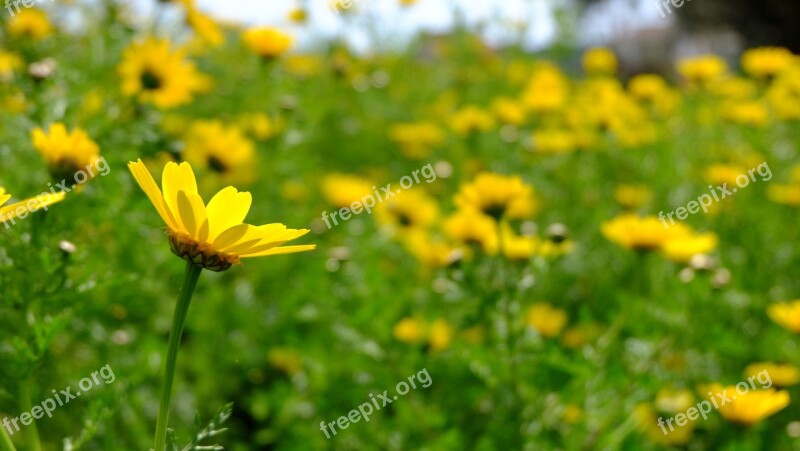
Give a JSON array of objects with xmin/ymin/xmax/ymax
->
[
  {"xmin": 140, "ymin": 70, "xmax": 163, "ymax": 91},
  {"xmin": 483, "ymin": 203, "xmax": 507, "ymax": 221},
  {"xmin": 208, "ymin": 156, "xmax": 228, "ymax": 173}
]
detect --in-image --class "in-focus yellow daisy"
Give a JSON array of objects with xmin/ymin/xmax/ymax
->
[
  {"xmin": 31, "ymin": 123, "xmax": 102, "ymax": 182},
  {"xmin": 703, "ymin": 384, "xmax": 789, "ymax": 425},
  {"xmin": 454, "ymin": 173, "xmax": 538, "ymax": 220},
  {"xmin": 242, "ymin": 27, "xmax": 293, "ymax": 59},
  {"xmin": 0, "ymin": 188, "xmax": 66, "ymax": 226},
  {"xmin": 128, "ymin": 160, "xmax": 315, "ymax": 272},
  {"xmin": 118, "ymin": 37, "xmax": 210, "ymax": 109},
  {"xmin": 7, "ymin": 9, "xmax": 53, "ymax": 40},
  {"xmin": 767, "ymin": 301, "xmax": 800, "ymax": 333},
  {"xmin": 182, "ymin": 120, "xmax": 256, "ymax": 183},
  {"xmin": 525, "ymin": 303, "xmax": 568, "ymax": 338}
]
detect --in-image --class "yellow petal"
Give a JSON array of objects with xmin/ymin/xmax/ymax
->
[
  {"xmin": 206, "ymin": 186, "xmax": 250, "ymax": 240},
  {"xmin": 128, "ymin": 160, "xmax": 180, "ymax": 230},
  {"xmin": 240, "ymin": 244, "xmax": 316, "ymax": 258}
]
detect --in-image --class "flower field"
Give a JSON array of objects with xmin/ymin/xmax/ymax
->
[{"xmin": 1, "ymin": 1, "xmax": 800, "ymax": 450}]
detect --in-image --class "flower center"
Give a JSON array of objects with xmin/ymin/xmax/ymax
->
[
  {"xmin": 140, "ymin": 69, "xmax": 163, "ymax": 91},
  {"xmin": 168, "ymin": 231, "xmax": 238, "ymax": 272}
]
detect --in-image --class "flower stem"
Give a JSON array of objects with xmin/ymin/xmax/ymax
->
[
  {"xmin": 153, "ymin": 261, "xmax": 202, "ymax": 451},
  {"xmin": 20, "ymin": 379, "xmax": 40, "ymax": 451},
  {"xmin": 0, "ymin": 421, "xmax": 16, "ymax": 451}
]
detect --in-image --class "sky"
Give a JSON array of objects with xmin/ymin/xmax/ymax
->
[{"xmin": 130, "ymin": 0, "xmax": 672, "ymax": 53}]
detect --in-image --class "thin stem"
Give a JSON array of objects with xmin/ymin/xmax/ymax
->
[
  {"xmin": 0, "ymin": 420, "xmax": 16, "ymax": 451},
  {"xmin": 153, "ymin": 262, "xmax": 203, "ymax": 451},
  {"xmin": 20, "ymin": 379, "xmax": 40, "ymax": 451}
]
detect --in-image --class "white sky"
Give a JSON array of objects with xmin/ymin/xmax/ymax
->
[{"xmin": 128, "ymin": 0, "xmax": 670, "ymax": 53}]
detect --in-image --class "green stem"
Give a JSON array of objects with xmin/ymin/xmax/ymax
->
[
  {"xmin": 0, "ymin": 420, "xmax": 16, "ymax": 451},
  {"xmin": 20, "ymin": 379, "xmax": 40, "ymax": 451},
  {"xmin": 153, "ymin": 262, "xmax": 203, "ymax": 451}
]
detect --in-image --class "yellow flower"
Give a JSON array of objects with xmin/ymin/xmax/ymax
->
[
  {"xmin": 767, "ymin": 301, "xmax": 800, "ymax": 333},
  {"xmin": 525, "ymin": 303, "xmax": 568, "ymax": 338},
  {"xmin": 186, "ymin": 8, "xmax": 225, "ymax": 48},
  {"xmin": 393, "ymin": 317, "xmax": 425, "ymax": 344},
  {"xmin": 522, "ymin": 63, "xmax": 569, "ymax": 113},
  {"xmin": 722, "ymin": 100, "xmax": 769, "ymax": 127},
  {"xmin": 531, "ymin": 129, "xmax": 575, "ymax": 154},
  {"xmin": 242, "ymin": 27, "xmax": 293, "ymax": 59},
  {"xmin": 31, "ymin": 123, "xmax": 101, "ymax": 181},
  {"xmin": 491, "ymin": 97, "xmax": 526, "ymax": 126},
  {"xmin": 500, "ymin": 224, "xmax": 572, "ymax": 261},
  {"xmin": 7, "ymin": 9, "xmax": 53, "ymax": 40},
  {"xmin": 399, "ymin": 0, "xmax": 418, "ymax": 5},
  {"xmin": 428, "ymin": 319, "xmax": 453, "ymax": 351},
  {"xmin": 454, "ymin": 172, "xmax": 537, "ymax": 220},
  {"xmin": 677, "ymin": 55, "xmax": 727, "ymax": 86},
  {"xmin": 741, "ymin": 47, "xmax": 795, "ymax": 79},
  {"xmin": 744, "ymin": 363, "xmax": 800, "ymax": 387},
  {"xmin": 182, "ymin": 120, "xmax": 256, "ymax": 183},
  {"xmin": 635, "ymin": 388, "xmax": 695, "ymax": 446},
  {"xmin": 0, "ymin": 51, "xmax": 23, "ymax": 82},
  {"xmin": 127, "ymin": 160, "xmax": 315, "ymax": 272},
  {"xmin": 374, "ymin": 189, "xmax": 439, "ymax": 232},
  {"xmin": 282, "ymin": 54, "xmax": 323, "ymax": 79},
  {"xmin": 320, "ymin": 173, "xmax": 374, "ymax": 209},
  {"xmin": 767, "ymin": 184, "xmax": 800, "ymax": 206},
  {"xmin": 267, "ymin": 348, "xmax": 303, "ymax": 375},
  {"xmin": 287, "ymin": 7, "xmax": 308, "ymax": 23},
  {"xmin": 237, "ymin": 113, "xmax": 282, "ymax": 140},
  {"xmin": 628, "ymin": 74, "xmax": 667, "ymax": 101},
  {"xmin": 601, "ymin": 214, "xmax": 691, "ymax": 252},
  {"xmin": 705, "ymin": 164, "xmax": 746, "ymax": 186},
  {"xmin": 703, "ymin": 383, "xmax": 789, "ymax": 425},
  {"xmin": 614, "ymin": 184, "xmax": 652, "ymax": 209},
  {"xmin": 401, "ymin": 230, "xmax": 462, "ymax": 268},
  {"xmin": 388, "ymin": 122, "xmax": 445, "ymax": 159},
  {"xmin": 660, "ymin": 232, "xmax": 718, "ymax": 263},
  {"xmin": 582, "ymin": 47, "xmax": 617, "ymax": 76},
  {"xmin": 449, "ymin": 106, "xmax": 495, "ymax": 136},
  {"xmin": 0, "ymin": 188, "xmax": 66, "ymax": 225},
  {"xmin": 118, "ymin": 37, "xmax": 210, "ymax": 109},
  {"xmin": 443, "ymin": 209, "xmax": 498, "ymax": 254}
]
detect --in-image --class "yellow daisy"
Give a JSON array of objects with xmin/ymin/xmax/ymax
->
[
  {"xmin": 118, "ymin": 37, "xmax": 210, "ymax": 109},
  {"xmin": 525, "ymin": 303, "xmax": 568, "ymax": 338},
  {"xmin": 182, "ymin": 120, "xmax": 256, "ymax": 183},
  {"xmin": 31, "ymin": 123, "xmax": 101, "ymax": 182},
  {"xmin": 767, "ymin": 301, "xmax": 800, "ymax": 333},
  {"xmin": 454, "ymin": 172, "xmax": 538, "ymax": 220},
  {"xmin": 0, "ymin": 188, "xmax": 66, "ymax": 226},
  {"xmin": 242, "ymin": 27, "xmax": 293, "ymax": 59},
  {"xmin": 7, "ymin": 9, "xmax": 53, "ymax": 40},
  {"xmin": 703, "ymin": 384, "xmax": 789, "ymax": 425},
  {"xmin": 128, "ymin": 160, "xmax": 315, "ymax": 272}
]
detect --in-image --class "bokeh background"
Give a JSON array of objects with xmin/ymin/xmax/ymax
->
[{"xmin": 1, "ymin": 0, "xmax": 800, "ymax": 449}]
